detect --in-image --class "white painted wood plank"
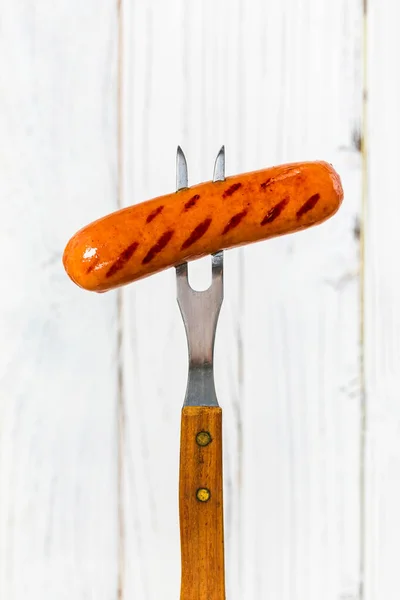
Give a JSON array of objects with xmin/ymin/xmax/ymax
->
[
  {"xmin": 0, "ymin": 3, "xmax": 120, "ymax": 599},
  {"xmin": 365, "ymin": 2, "xmax": 400, "ymax": 599},
  {"xmin": 240, "ymin": 1, "xmax": 363, "ymax": 598},
  {"xmin": 120, "ymin": 2, "xmax": 362, "ymax": 600}
]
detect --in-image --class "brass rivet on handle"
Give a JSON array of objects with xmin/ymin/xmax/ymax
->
[
  {"xmin": 196, "ymin": 488, "xmax": 211, "ymax": 502},
  {"xmin": 196, "ymin": 431, "xmax": 212, "ymax": 446}
]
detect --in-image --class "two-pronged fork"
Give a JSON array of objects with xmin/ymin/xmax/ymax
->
[{"xmin": 176, "ymin": 146, "xmax": 226, "ymax": 600}]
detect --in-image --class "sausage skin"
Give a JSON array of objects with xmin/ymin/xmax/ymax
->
[{"xmin": 63, "ymin": 160, "xmax": 343, "ymax": 292}]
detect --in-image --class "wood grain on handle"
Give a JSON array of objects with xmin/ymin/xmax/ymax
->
[
  {"xmin": 62, "ymin": 161, "xmax": 344, "ymax": 292},
  {"xmin": 179, "ymin": 406, "xmax": 225, "ymax": 600}
]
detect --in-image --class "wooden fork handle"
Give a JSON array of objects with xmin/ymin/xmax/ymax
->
[{"xmin": 179, "ymin": 406, "xmax": 226, "ymax": 600}]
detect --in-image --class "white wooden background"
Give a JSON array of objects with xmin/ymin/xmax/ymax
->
[{"xmin": 0, "ymin": 0, "xmax": 397, "ymax": 599}]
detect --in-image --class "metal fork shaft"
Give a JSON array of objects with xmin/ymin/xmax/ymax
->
[{"xmin": 176, "ymin": 252, "xmax": 223, "ymax": 406}]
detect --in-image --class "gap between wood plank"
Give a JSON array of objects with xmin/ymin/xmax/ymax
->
[
  {"xmin": 359, "ymin": 3, "xmax": 369, "ymax": 600},
  {"xmin": 117, "ymin": 1, "xmax": 126, "ymax": 599}
]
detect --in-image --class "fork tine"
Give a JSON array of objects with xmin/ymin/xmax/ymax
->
[
  {"xmin": 212, "ymin": 146, "xmax": 225, "ymax": 276},
  {"xmin": 175, "ymin": 146, "xmax": 189, "ymax": 289},
  {"xmin": 211, "ymin": 250, "xmax": 224, "ymax": 282},
  {"xmin": 213, "ymin": 145, "xmax": 225, "ymax": 183},
  {"xmin": 176, "ymin": 146, "xmax": 188, "ymax": 191}
]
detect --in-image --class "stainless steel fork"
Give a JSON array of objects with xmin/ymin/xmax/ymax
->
[{"xmin": 175, "ymin": 146, "xmax": 226, "ymax": 600}]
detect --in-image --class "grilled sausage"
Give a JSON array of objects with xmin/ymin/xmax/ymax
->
[{"xmin": 63, "ymin": 160, "xmax": 343, "ymax": 292}]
